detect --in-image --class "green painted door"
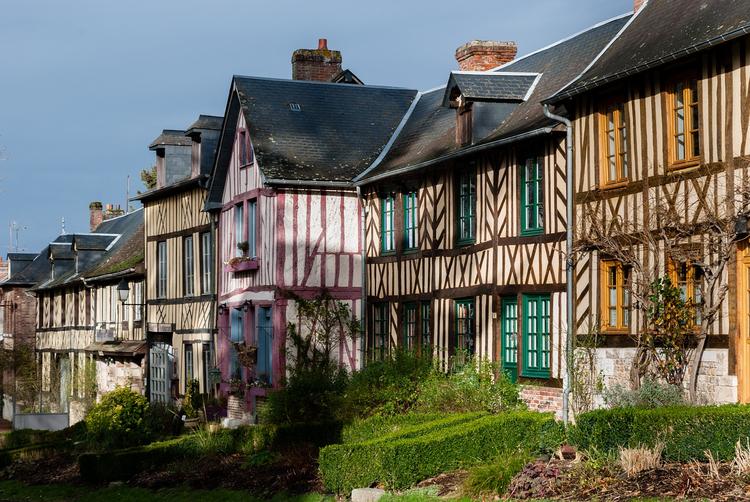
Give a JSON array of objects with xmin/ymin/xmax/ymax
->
[{"xmin": 501, "ymin": 298, "xmax": 519, "ymax": 382}]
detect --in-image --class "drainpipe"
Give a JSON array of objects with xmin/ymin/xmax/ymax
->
[
  {"xmin": 356, "ymin": 186, "xmax": 367, "ymax": 370},
  {"xmin": 543, "ymin": 104, "xmax": 574, "ymax": 426}
]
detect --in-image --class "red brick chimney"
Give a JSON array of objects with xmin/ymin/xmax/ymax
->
[
  {"xmin": 455, "ymin": 41, "xmax": 518, "ymax": 71},
  {"xmin": 292, "ymin": 38, "xmax": 343, "ymax": 82},
  {"xmin": 634, "ymin": 0, "xmax": 647, "ymax": 12},
  {"xmin": 89, "ymin": 201, "xmax": 103, "ymax": 232}
]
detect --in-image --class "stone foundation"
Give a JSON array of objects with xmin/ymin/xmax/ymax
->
[
  {"xmin": 95, "ymin": 357, "xmax": 145, "ymax": 399},
  {"xmin": 521, "ymin": 385, "xmax": 563, "ymax": 419}
]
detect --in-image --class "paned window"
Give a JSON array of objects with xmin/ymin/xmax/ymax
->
[
  {"xmin": 521, "ymin": 157, "xmax": 544, "ymax": 235},
  {"xmin": 670, "ymin": 77, "xmax": 701, "ymax": 167},
  {"xmin": 381, "ymin": 195, "xmax": 395, "ymax": 253},
  {"xmin": 403, "ymin": 191, "xmax": 418, "ymax": 251},
  {"xmin": 601, "ymin": 260, "xmax": 631, "ymax": 331},
  {"xmin": 523, "ymin": 294, "xmax": 550, "ymax": 378},
  {"xmin": 455, "ymin": 299, "xmax": 475, "ymax": 357},
  {"xmin": 456, "ymin": 170, "xmax": 476, "ymax": 244},
  {"xmin": 601, "ymin": 102, "xmax": 629, "ymax": 185}
]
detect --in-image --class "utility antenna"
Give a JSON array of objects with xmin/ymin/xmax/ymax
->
[
  {"xmin": 61, "ymin": 217, "xmax": 66, "ymax": 235},
  {"xmin": 9, "ymin": 221, "xmax": 27, "ymax": 252},
  {"xmin": 126, "ymin": 175, "xmax": 130, "ymax": 213}
]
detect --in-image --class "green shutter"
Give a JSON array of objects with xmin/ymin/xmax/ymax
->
[
  {"xmin": 501, "ymin": 297, "xmax": 519, "ymax": 382},
  {"xmin": 522, "ymin": 294, "xmax": 551, "ymax": 378}
]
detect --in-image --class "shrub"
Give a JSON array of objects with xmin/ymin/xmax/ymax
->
[
  {"xmin": 182, "ymin": 379, "xmax": 202, "ymax": 418},
  {"xmin": 264, "ymin": 366, "xmax": 349, "ymax": 424},
  {"xmin": 571, "ymin": 404, "xmax": 750, "ymax": 461},
  {"xmin": 463, "ymin": 450, "xmax": 532, "ymax": 497},
  {"xmin": 85, "ymin": 387, "xmax": 150, "ymax": 449},
  {"xmin": 342, "ymin": 413, "xmax": 445, "ymax": 444},
  {"xmin": 319, "ymin": 411, "xmax": 561, "ymax": 493},
  {"xmin": 415, "ymin": 359, "xmax": 522, "ymax": 414},
  {"xmin": 343, "ymin": 349, "xmax": 435, "ymax": 418},
  {"xmin": 602, "ymin": 377, "xmax": 685, "ymax": 409},
  {"xmin": 619, "ymin": 443, "xmax": 663, "ymax": 477}
]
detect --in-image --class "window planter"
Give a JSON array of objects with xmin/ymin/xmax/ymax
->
[{"xmin": 224, "ymin": 257, "xmax": 259, "ymax": 272}]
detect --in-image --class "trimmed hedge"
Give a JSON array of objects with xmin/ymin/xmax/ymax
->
[
  {"xmin": 342, "ymin": 413, "xmax": 445, "ymax": 444},
  {"xmin": 79, "ymin": 421, "xmax": 343, "ymax": 483},
  {"xmin": 571, "ymin": 404, "xmax": 750, "ymax": 461},
  {"xmin": 319, "ymin": 411, "xmax": 562, "ymax": 493}
]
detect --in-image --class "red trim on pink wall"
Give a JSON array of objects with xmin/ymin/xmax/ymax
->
[{"xmin": 276, "ymin": 192, "xmax": 286, "ymax": 288}]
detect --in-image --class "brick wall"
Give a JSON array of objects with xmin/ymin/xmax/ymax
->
[
  {"xmin": 455, "ymin": 41, "xmax": 518, "ymax": 71},
  {"xmin": 292, "ymin": 39, "xmax": 342, "ymax": 82},
  {"xmin": 520, "ymin": 385, "xmax": 563, "ymax": 419}
]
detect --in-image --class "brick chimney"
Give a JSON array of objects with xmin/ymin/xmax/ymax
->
[
  {"xmin": 455, "ymin": 41, "xmax": 518, "ymax": 71},
  {"xmin": 89, "ymin": 201, "xmax": 103, "ymax": 232},
  {"xmin": 634, "ymin": 0, "xmax": 647, "ymax": 12},
  {"xmin": 292, "ymin": 38, "xmax": 343, "ymax": 82}
]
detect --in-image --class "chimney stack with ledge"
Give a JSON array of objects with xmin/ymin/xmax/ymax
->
[
  {"xmin": 292, "ymin": 38, "xmax": 343, "ymax": 82},
  {"xmin": 89, "ymin": 202, "xmax": 103, "ymax": 232},
  {"xmin": 455, "ymin": 40, "xmax": 517, "ymax": 71}
]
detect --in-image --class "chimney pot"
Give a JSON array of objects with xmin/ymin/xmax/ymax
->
[
  {"xmin": 455, "ymin": 40, "xmax": 518, "ymax": 71},
  {"xmin": 318, "ymin": 38, "xmax": 328, "ymax": 50}
]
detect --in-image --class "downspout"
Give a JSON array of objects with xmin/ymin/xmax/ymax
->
[
  {"xmin": 356, "ymin": 186, "xmax": 367, "ymax": 370},
  {"xmin": 543, "ymin": 104, "xmax": 574, "ymax": 426}
]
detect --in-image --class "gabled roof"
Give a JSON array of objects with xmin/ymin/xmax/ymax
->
[
  {"xmin": 148, "ymin": 129, "xmax": 191, "ymax": 150},
  {"xmin": 205, "ymin": 77, "xmax": 417, "ymax": 208},
  {"xmin": 332, "ymin": 69, "xmax": 364, "ymax": 85},
  {"xmin": 548, "ymin": 0, "xmax": 750, "ymax": 103},
  {"xmin": 442, "ymin": 72, "xmax": 541, "ymax": 107},
  {"xmin": 355, "ymin": 13, "xmax": 631, "ymax": 184}
]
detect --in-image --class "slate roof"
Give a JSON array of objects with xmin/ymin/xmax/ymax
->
[
  {"xmin": 31, "ymin": 209, "xmax": 144, "ymax": 291},
  {"xmin": 356, "ymin": 13, "xmax": 631, "ymax": 183},
  {"xmin": 148, "ymin": 129, "xmax": 192, "ymax": 150},
  {"xmin": 548, "ymin": 0, "xmax": 750, "ymax": 102},
  {"xmin": 442, "ymin": 72, "xmax": 540, "ymax": 106},
  {"xmin": 186, "ymin": 115, "xmax": 223, "ymax": 134},
  {"xmin": 205, "ymin": 77, "xmax": 417, "ymax": 208},
  {"xmin": 2, "ymin": 250, "xmax": 51, "ymax": 287}
]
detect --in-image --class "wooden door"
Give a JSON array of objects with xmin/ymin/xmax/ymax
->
[
  {"xmin": 737, "ymin": 243, "xmax": 750, "ymax": 403},
  {"xmin": 149, "ymin": 342, "xmax": 171, "ymax": 403}
]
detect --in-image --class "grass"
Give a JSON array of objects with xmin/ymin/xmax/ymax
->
[{"xmin": 0, "ymin": 481, "xmax": 333, "ymax": 502}]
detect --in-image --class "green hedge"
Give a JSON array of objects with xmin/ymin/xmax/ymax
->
[
  {"xmin": 342, "ymin": 413, "xmax": 445, "ymax": 444},
  {"xmin": 319, "ymin": 411, "xmax": 562, "ymax": 493},
  {"xmin": 79, "ymin": 421, "xmax": 342, "ymax": 483},
  {"xmin": 571, "ymin": 404, "xmax": 750, "ymax": 461}
]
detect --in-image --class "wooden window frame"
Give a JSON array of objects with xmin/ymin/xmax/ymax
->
[
  {"xmin": 454, "ymin": 298, "xmax": 476, "ymax": 357},
  {"xmin": 200, "ymin": 231, "xmax": 212, "ymax": 295},
  {"xmin": 522, "ymin": 294, "xmax": 551, "ymax": 378},
  {"xmin": 520, "ymin": 156, "xmax": 544, "ymax": 236},
  {"xmin": 156, "ymin": 240, "xmax": 167, "ymax": 299},
  {"xmin": 403, "ymin": 191, "xmax": 418, "ymax": 252},
  {"xmin": 381, "ymin": 194, "xmax": 396, "ymax": 255},
  {"xmin": 238, "ymin": 129, "xmax": 253, "ymax": 167},
  {"xmin": 456, "ymin": 168, "xmax": 476, "ymax": 246},
  {"xmin": 420, "ymin": 301, "xmax": 432, "ymax": 357},
  {"xmin": 247, "ymin": 199, "xmax": 257, "ymax": 259},
  {"xmin": 371, "ymin": 303, "xmax": 389, "ymax": 362},
  {"xmin": 599, "ymin": 98, "xmax": 630, "ymax": 188},
  {"xmin": 402, "ymin": 302, "xmax": 418, "ymax": 351},
  {"xmin": 184, "ymin": 342, "xmax": 194, "ymax": 384},
  {"xmin": 183, "ymin": 235, "xmax": 194, "ymax": 297},
  {"xmin": 234, "ymin": 203, "xmax": 245, "ymax": 258},
  {"xmin": 501, "ymin": 297, "xmax": 519, "ymax": 382},
  {"xmin": 600, "ymin": 259, "xmax": 631, "ymax": 333},
  {"xmin": 667, "ymin": 73, "xmax": 701, "ymax": 170},
  {"xmin": 667, "ymin": 257, "xmax": 704, "ymax": 326}
]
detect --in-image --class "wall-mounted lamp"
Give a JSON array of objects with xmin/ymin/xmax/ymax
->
[
  {"xmin": 241, "ymin": 300, "xmax": 253, "ymax": 312},
  {"xmin": 218, "ymin": 303, "xmax": 228, "ymax": 316}
]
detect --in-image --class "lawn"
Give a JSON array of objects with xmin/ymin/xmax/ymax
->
[{"xmin": 0, "ymin": 481, "xmax": 333, "ymax": 502}]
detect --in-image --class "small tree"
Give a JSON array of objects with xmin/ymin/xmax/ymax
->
[{"xmin": 140, "ymin": 165, "xmax": 157, "ymax": 190}]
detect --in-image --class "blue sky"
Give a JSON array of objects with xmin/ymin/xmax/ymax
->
[{"xmin": 0, "ymin": 0, "xmax": 631, "ymax": 253}]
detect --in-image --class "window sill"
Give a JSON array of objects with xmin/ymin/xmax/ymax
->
[
  {"xmin": 381, "ymin": 250, "xmax": 396, "ymax": 257},
  {"xmin": 600, "ymin": 180, "xmax": 630, "ymax": 191},
  {"xmin": 601, "ymin": 327, "xmax": 630, "ymax": 335},
  {"xmin": 224, "ymin": 258, "xmax": 259, "ymax": 272},
  {"xmin": 455, "ymin": 239, "xmax": 475, "ymax": 248},
  {"xmin": 521, "ymin": 369, "xmax": 551, "ymax": 380},
  {"xmin": 520, "ymin": 228, "xmax": 544, "ymax": 237},
  {"xmin": 667, "ymin": 159, "xmax": 701, "ymax": 173}
]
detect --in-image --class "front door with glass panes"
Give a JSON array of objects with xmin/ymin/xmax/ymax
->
[{"xmin": 501, "ymin": 298, "xmax": 519, "ymax": 382}]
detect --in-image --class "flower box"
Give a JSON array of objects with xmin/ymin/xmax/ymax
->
[{"xmin": 224, "ymin": 258, "xmax": 259, "ymax": 272}]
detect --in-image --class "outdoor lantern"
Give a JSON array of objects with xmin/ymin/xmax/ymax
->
[{"xmin": 117, "ymin": 278, "xmax": 130, "ymax": 303}]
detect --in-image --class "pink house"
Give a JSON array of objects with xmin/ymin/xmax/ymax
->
[{"xmin": 205, "ymin": 42, "xmax": 417, "ymax": 413}]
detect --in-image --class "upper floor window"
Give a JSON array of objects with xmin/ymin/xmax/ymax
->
[
  {"xmin": 381, "ymin": 194, "xmax": 395, "ymax": 254},
  {"xmin": 601, "ymin": 101, "xmax": 629, "ymax": 185},
  {"xmin": 403, "ymin": 191, "xmax": 418, "ymax": 251},
  {"xmin": 157, "ymin": 240, "xmax": 167, "ymax": 299},
  {"xmin": 234, "ymin": 203, "xmax": 244, "ymax": 257},
  {"xmin": 239, "ymin": 129, "xmax": 252, "ymax": 166},
  {"xmin": 200, "ymin": 231, "xmax": 212, "ymax": 294},
  {"xmin": 601, "ymin": 260, "xmax": 631, "ymax": 332},
  {"xmin": 247, "ymin": 200, "xmax": 257, "ymax": 259},
  {"xmin": 521, "ymin": 157, "xmax": 543, "ymax": 235},
  {"xmin": 669, "ymin": 77, "xmax": 700, "ymax": 167},
  {"xmin": 456, "ymin": 169, "xmax": 476, "ymax": 245},
  {"xmin": 183, "ymin": 235, "xmax": 194, "ymax": 297}
]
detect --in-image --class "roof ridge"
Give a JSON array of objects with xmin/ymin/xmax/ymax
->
[
  {"xmin": 491, "ymin": 11, "xmax": 633, "ymax": 73},
  {"xmin": 233, "ymin": 74, "xmax": 417, "ymax": 93}
]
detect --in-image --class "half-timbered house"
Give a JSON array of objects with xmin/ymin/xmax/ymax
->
[
  {"xmin": 546, "ymin": 0, "xmax": 750, "ymax": 405},
  {"xmin": 31, "ymin": 206, "xmax": 145, "ymax": 422},
  {"xmin": 353, "ymin": 17, "xmax": 630, "ymax": 415},
  {"xmin": 134, "ymin": 115, "xmax": 222, "ymax": 403},
  {"xmin": 205, "ymin": 40, "xmax": 416, "ymax": 415}
]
